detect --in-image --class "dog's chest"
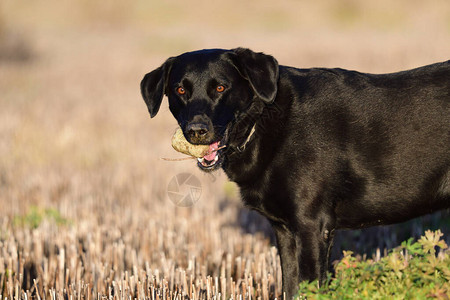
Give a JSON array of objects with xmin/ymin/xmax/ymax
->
[{"xmin": 239, "ymin": 184, "xmax": 298, "ymax": 225}]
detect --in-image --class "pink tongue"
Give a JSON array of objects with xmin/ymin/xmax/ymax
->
[{"xmin": 203, "ymin": 141, "xmax": 220, "ymax": 161}]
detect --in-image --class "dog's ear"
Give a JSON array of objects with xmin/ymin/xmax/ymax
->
[
  {"xmin": 230, "ymin": 48, "xmax": 279, "ymax": 103},
  {"xmin": 140, "ymin": 58, "xmax": 174, "ymax": 118}
]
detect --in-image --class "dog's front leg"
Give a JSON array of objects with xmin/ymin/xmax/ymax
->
[
  {"xmin": 273, "ymin": 222, "xmax": 334, "ymax": 299},
  {"xmin": 272, "ymin": 223, "xmax": 299, "ymax": 299},
  {"xmin": 296, "ymin": 222, "xmax": 335, "ymax": 285}
]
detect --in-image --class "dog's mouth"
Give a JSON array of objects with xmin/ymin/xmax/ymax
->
[
  {"xmin": 195, "ymin": 121, "xmax": 237, "ymax": 171},
  {"xmin": 197, "ymin": 140, "xmax": 224, "ymax": 171}
]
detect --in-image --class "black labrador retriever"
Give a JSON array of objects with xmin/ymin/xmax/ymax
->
[{"xmin": 141, "ymin": 48, "xmax": 450, "ymax": 299}]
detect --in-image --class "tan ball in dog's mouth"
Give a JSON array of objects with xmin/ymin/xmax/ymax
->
[
  {"xmin": 171, "ymin": 128, "xmax": 211, "ymax": 158},
  {"xmin": 171, "ymin": 128, "xmax": 224, "ymax": 168}
]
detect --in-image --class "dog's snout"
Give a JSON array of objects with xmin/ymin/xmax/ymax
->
[{"xmin": 186, "ymin": 123, "xmax": 209, "ymax": 141}]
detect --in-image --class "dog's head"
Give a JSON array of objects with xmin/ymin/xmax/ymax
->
[{"xmin": 140, "ymin": 48, "xmax": 279, "ymax": 171}]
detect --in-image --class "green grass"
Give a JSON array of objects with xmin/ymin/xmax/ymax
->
[
  {"xmin": 13, "ymin": 205, "xmax": 71, "ymax": 228},
  {"xmin": 296, "ymin": 230, "xmax": 450, "ymax": 299}
]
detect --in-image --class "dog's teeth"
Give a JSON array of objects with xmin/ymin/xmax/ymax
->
[{"xmin": 197, "ymin": 153, "xmax": 219, "ymax": 168}]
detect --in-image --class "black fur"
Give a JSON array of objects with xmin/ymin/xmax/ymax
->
[{"xmin": 141, "ymin": 48, "xmax": 450, "ymax": 299}]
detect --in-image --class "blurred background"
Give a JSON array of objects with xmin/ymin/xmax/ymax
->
[{"xmin": 0, "ymin": 0, "xmax": 449, "ymax": 298}]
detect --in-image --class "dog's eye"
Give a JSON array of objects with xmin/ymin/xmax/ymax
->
[
  {"xmin": 177, "ymin": 87, "xmax": 186, "ymax": 95},
  {"xmin": 216, "ymin": 85, "xmax": 225, "ymax": 93}
]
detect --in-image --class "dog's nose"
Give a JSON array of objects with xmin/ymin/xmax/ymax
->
[{"xmin": 186, "ymin": 123, "xmax": 209, "ymax": 140}]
